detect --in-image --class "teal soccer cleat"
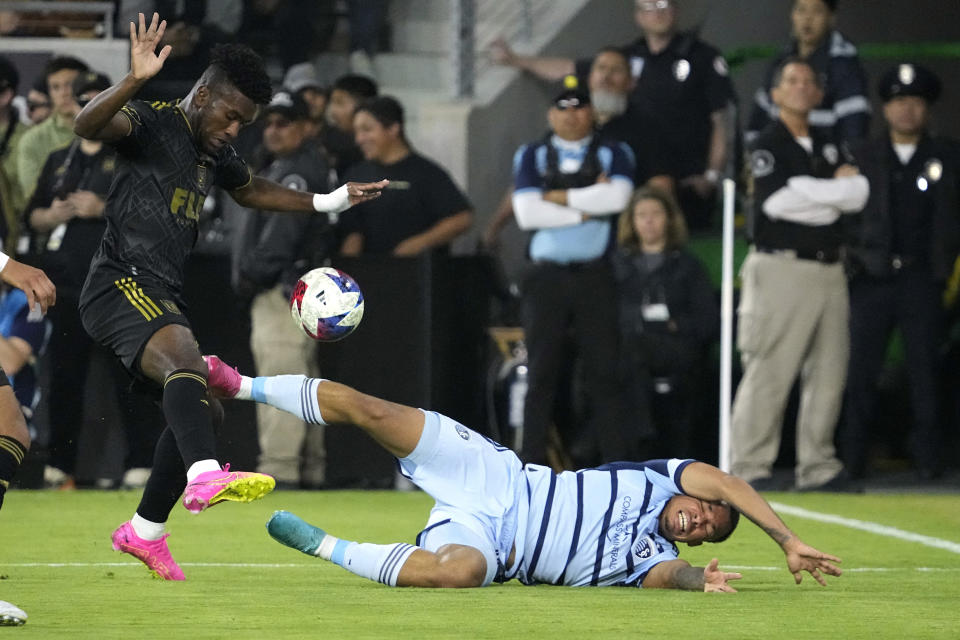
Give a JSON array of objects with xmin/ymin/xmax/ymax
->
[{"xmin": 266, "ymin": 510, "xmax": 327, "ymax": 556}]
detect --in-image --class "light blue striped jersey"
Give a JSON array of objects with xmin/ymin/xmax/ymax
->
[{"xmin": 512, "ymin": 458, "xmax": 692, "ymax": 587}]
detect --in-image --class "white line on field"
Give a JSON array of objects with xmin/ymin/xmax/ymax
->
[
  {"xmin": 769, "ymin": 501, "xmax": 960, "ymax": 554},
  {"xmin": 1, "ymin": 562, "xmax": 959, "ymax": 571}
]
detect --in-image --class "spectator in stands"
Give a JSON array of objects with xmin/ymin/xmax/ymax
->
[
  {"xmin": 492, "ymin": 0, "xmax": 736, "ymax": 230},
  {"xmin": 325, "ymin": 74, "xmax": 378, "ymax": 180},
  {"xmin": 731, "ymin": 58, "xmax": 868, "ymax": 492},
  {"xmin": 612, "ymin": 186, "xmax": 718, "ymax": 459},
  {"xmin": 0, "ymin": 55, "xmax": 30, "ymax": 252},
  {"xmin": 746, "ymin": 0, "xmax": 869, "ymax": 146},
  {"xmin": 339, "ymin": 96, "xmax": 472, "ymax": 256},
  {"xmin": 25, "ymin": 71, "xmax": 161, "ymax": 489},
  {"xmin": 511, "ymin": 88, "xmax": 635, "ymax": 467},
  {"xmin": 25, "ymin": 77, "xmax": 52, "ymax": 125},
  {"xmin": 284, "ymin": 62, "xmax": 329, "ymax": 141},
  {"xmin": 14, "ymin": 56, "xmax": 88, "ymax": 209},
  {"xmin": 843, "ymin": 64, "xmax": 960, "ymax": 482},
  {"xmin": 234, "ymin": 91, "xmax": 333, "ymax": 490}
]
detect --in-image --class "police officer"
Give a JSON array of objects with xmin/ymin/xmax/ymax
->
[
  {"xmin": 492, "ymin": 1, "xmax": 735, "ymax": 230},
  {"xmin": 235, "ymin": 91, "xmax": 333, "ymax": 489},
  {"xmin": 731, "ymin": 57, "xmax": 868, "ymax": 492},
  {"xmin": 843, "ymin": 64, "xmax": 960, "ymax": 481},
  {"xmin": 511, "ymin": 88, "xmax": 637, "ymax": 467}
]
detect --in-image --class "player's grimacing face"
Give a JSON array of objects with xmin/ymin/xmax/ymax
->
[
  {"xmin": 659, "ymin": 495, "xmax": 733, "ymax": 545},
  {"xmin": 197, "ymin": 85, "xmax": 258, "ymax": 154}
]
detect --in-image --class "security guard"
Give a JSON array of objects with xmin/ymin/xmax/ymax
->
[
  {"xmin": 511, "ymin": 88, "xmax": 636, "ymax": 467},
  {"xmin": 747, "ymin": 0, "xmax": 870, "ymax": 145},
  {"xmin": 731, "ymin": 57, "xmax": 868, "ymax": 492},
  {"xmin": 236, "ymin": 91, "xmax": 333, "ymax": 489},
  {"xmin": 843, "ymin": 63, "xmax": 960, "ymax": 481}
]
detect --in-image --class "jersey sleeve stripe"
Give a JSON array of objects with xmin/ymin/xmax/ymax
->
[
  {"xmin": 555, "ymin": 471, "xmax": 585, "ymax": 585},
  {"xmin": 525, "ymin": 471, "xmax": 557, "ymax": 579},
  {"xmin": 590, "ymin": 471, "xmax": 619, "ymax": 586}
]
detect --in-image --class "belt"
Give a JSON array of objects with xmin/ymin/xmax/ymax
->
[
  {"xmin": 532, "ymin": 257, "xmax": 608, "ymax": 271},
  {"xmin": 755, "ymin": 246, "xmax": 840, "ymax": 264}
]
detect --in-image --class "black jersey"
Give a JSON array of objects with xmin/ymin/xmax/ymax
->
[{"xmin": 91, "ymin": 99, "xmax": 251, "ymax": 292}]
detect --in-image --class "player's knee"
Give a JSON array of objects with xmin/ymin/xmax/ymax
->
[{"xmin": 426, "ymin": 547, "xmax": 487, "ymax": 588}]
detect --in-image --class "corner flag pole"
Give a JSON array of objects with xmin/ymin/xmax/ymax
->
[{"xmin": 719, "ymin": 177, "xmax": 735, "ymax": 473}]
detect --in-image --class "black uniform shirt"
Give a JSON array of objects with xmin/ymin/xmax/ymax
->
[
  {"xmin": 584, "ymin": 32, "xmax": 734, "ymax": 179},
  {"xmin": 92, "ymin": 99, "xmax": 252, "ymax": 292},
  {"xmin": 889, "ymin": 141, "xmax": 936, "ymax": 262}
]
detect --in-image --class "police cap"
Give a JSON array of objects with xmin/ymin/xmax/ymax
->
[{"xmin": 878, "ymin": 63, "xmax": 941, "ymax": 103}]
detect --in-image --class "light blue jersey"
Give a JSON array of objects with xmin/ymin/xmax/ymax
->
[
  {"xmin": 403, "ymin": 413, "xmax": 692, "ymax": 588},
  {"xmin": 513, "ymin": 459, "xmax": 692, "ymax": 587}
]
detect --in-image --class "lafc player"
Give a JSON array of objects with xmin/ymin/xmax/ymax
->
[{"xmin": 73, "ymin": 13, "xmax": 386, "ymax": 580}]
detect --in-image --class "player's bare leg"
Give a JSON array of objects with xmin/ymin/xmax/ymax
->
[
  {"xmin": 204, "ymin": 355, "xmax": 425, "ymax": 457},
  {"xmin": 266, "ymin": 510, "xmax": 486, "ymax": 588}
]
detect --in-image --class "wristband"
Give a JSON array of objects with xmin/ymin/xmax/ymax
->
[
  {"xmin": 312, "ymin": 185, "xmax": 350, "ymax": 214},
  {"xmin": 0, "ymin": 251, "xmax": 9, "ymax": 273}
]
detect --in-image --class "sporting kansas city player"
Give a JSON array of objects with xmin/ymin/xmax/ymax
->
[
  {"xmin": 205, "ymin": 356, "xmax": 843, "ymax": 591},
  {"xmin": 73, "ymin": 13, "xmax": 386, "ymax": 580}
]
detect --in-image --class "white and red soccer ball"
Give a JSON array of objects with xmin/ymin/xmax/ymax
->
[{"xmin": 289, "ymin": 267, "xmax": 364, "ymax": 341}]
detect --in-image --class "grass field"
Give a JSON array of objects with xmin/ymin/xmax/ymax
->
[{"xmin": 1, "ymin": 488, "xmax": 959, "ymax": 639}]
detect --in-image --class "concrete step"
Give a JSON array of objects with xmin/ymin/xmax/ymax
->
[
  {"xmin": 390, "ymin": 18, "xmax": 450, "ymax": 53},
  {"xmin": 374, "ymin": 52, "xmax": 450, "ymax": 93}
]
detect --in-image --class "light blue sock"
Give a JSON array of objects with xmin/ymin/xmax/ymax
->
[{"xmin": 249, "ymin": 375, "xmax": 327, "ymax": 425}]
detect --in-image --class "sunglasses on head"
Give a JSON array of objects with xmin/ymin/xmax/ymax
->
[
  {"xmin": 555, "ymin": 98, "xmax": 589, "ymax": 110},
  {"xmin": 637, "ymin": 0, "xmax": 671, "ymax": 12}
]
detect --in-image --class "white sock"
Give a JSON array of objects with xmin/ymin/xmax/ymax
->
[
  {"xmin": 326, "ymin": 540, "xmax": 417, "ymax": 587},
  {"xmin": 248, "ymin": 375, "xmax": 327, "ymax": 425},
  {"xmin": 131, "ymin": 513, "xmax": 165, "ymax": 540},
  {"xmin": 186, "ymin": 459, "xmax": 220, "ymax": 482}
]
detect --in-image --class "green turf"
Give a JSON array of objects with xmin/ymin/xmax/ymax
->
[{"xmin": 1, "ymin": 489, "xmax": 958, "ymax": 639}]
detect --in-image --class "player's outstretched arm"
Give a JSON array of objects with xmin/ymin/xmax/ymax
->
[
  {"xmin": 679, "ymin": 462, "xmax": 842, "ymax": 585},
  {"xmin": 642, "ymin": 558, "xmax": 741, "ymax": 592},
  {"xmin": 74, "ymin": 12, "xmax": 171, "ymax": 141},
  {"xmin": 229, "ymin": 177, "xmax": 388, "ymax": 214},
  {"xmin": 0, "ymin": 254, "xmax": 55, "ymax": 314}
]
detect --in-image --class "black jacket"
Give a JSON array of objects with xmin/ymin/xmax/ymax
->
[{"xmin": 848, "ymin": 133, "xmax": 960, "ymax": 280}]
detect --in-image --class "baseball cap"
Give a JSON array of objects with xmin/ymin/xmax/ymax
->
[
  {"xmin": 73, "ymin": 70, "xmax": 111, "ymax": 97},
  {"xmin": 263, "ymin": 90, "xmax": 310, "ymax": 120},
  {"xmin": 283, "ymin": 62, "xmax": 323, "ymax": 94}
]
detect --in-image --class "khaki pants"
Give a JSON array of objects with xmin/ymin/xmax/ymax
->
[
  {"xmin": 250, "ymin": 285, "xmax": 325, "ymax": 486},
  {"xmin": 730, "ymin": 250, "xmax": 847, "ymax": 488}
]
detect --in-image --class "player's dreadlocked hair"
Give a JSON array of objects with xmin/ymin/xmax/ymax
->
[{"xmin": 207, "ymin": 43, "xmax": 272, "ymax": 105}]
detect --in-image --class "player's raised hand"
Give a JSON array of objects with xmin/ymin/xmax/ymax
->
[
  {"xmin": 783, "ymin": 538, "xmax": 842, "ymax": 586},
  {"xmin": 345, "ymin": 179, "xmax": 389, "ymax": 206},
  {"xmin": 0, "ymin": 259, "xmax": 56, "ymax": 314},
  {"xmin": 703, "ymin": 558, "xmax": 741, "ymax": 593},
  {"xmin": 129, "ymin": 12, "xmax": 171, "ymax": 81}
]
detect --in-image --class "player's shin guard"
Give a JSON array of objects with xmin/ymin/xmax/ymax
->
[
  {"xmin": 250, "ymin": 375, "xmax": 327, "ymax": 425},
  {"xmin": 0, "ymin": 435, "xmax": 27, "ymax": 511},
  {"xmin": 162, "ymin": 370, "xmax": 217, "ymax": 466}
]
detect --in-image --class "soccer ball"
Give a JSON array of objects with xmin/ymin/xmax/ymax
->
[{"xmin": 290, "ymin": 267, "xmax": 364, "ymax": 341}]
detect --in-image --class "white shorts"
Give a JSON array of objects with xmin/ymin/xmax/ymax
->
[{"xmin": 398, "ymin": 411, "xmax": 524, "ymax": 586}]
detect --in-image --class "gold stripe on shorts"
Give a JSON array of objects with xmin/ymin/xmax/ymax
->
[
  {"xmin": 164, "ymin": 371, "xmax": 207, "ymax": 388},
  {"xmin": 114, "ymin": 278, "xmax": 164, "ymax": 321}
]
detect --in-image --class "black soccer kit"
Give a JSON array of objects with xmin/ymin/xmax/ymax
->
[{"xmin": 79, "ymin": 99, "xmax": 251, "ymax": 373}]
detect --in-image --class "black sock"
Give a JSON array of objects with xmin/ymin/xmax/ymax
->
[
  {"xmin": 136, "ymin": 427, "xmax": 186, "ymax": 523},
  {"xmin": 0, "ymin": 434, "xmax": 28, "ymax": 512},
  {"xmin": 162, "ymin": 369, "xmax": 217, "ymax": 468}
]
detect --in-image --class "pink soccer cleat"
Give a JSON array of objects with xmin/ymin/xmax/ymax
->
[
  {"xmin": 203, "ymin": 354, "xmax": 242, "ymax": 399},
  {"xmin": 182, "ymin": 464, "xmax": 276, "ymax": 514},
  {"xmin": 111, "ymin": 521, "xmax": 185, "ymax": 581}
]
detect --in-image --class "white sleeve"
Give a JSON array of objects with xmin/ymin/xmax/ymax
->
[
  {"xmin": 566, "ymin": 178, "xmax": 634, "ymax": 215},
  {"xmin": 762, "ymin": 186, "xmax": 841, "ymax": 226},
  {"xmin": 512, "ymin": 190, "xmax": 584, "ymax": 230},
  {"xmin": 786, "ymin": 175, "xmax": 869, "ymax": 213}
]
